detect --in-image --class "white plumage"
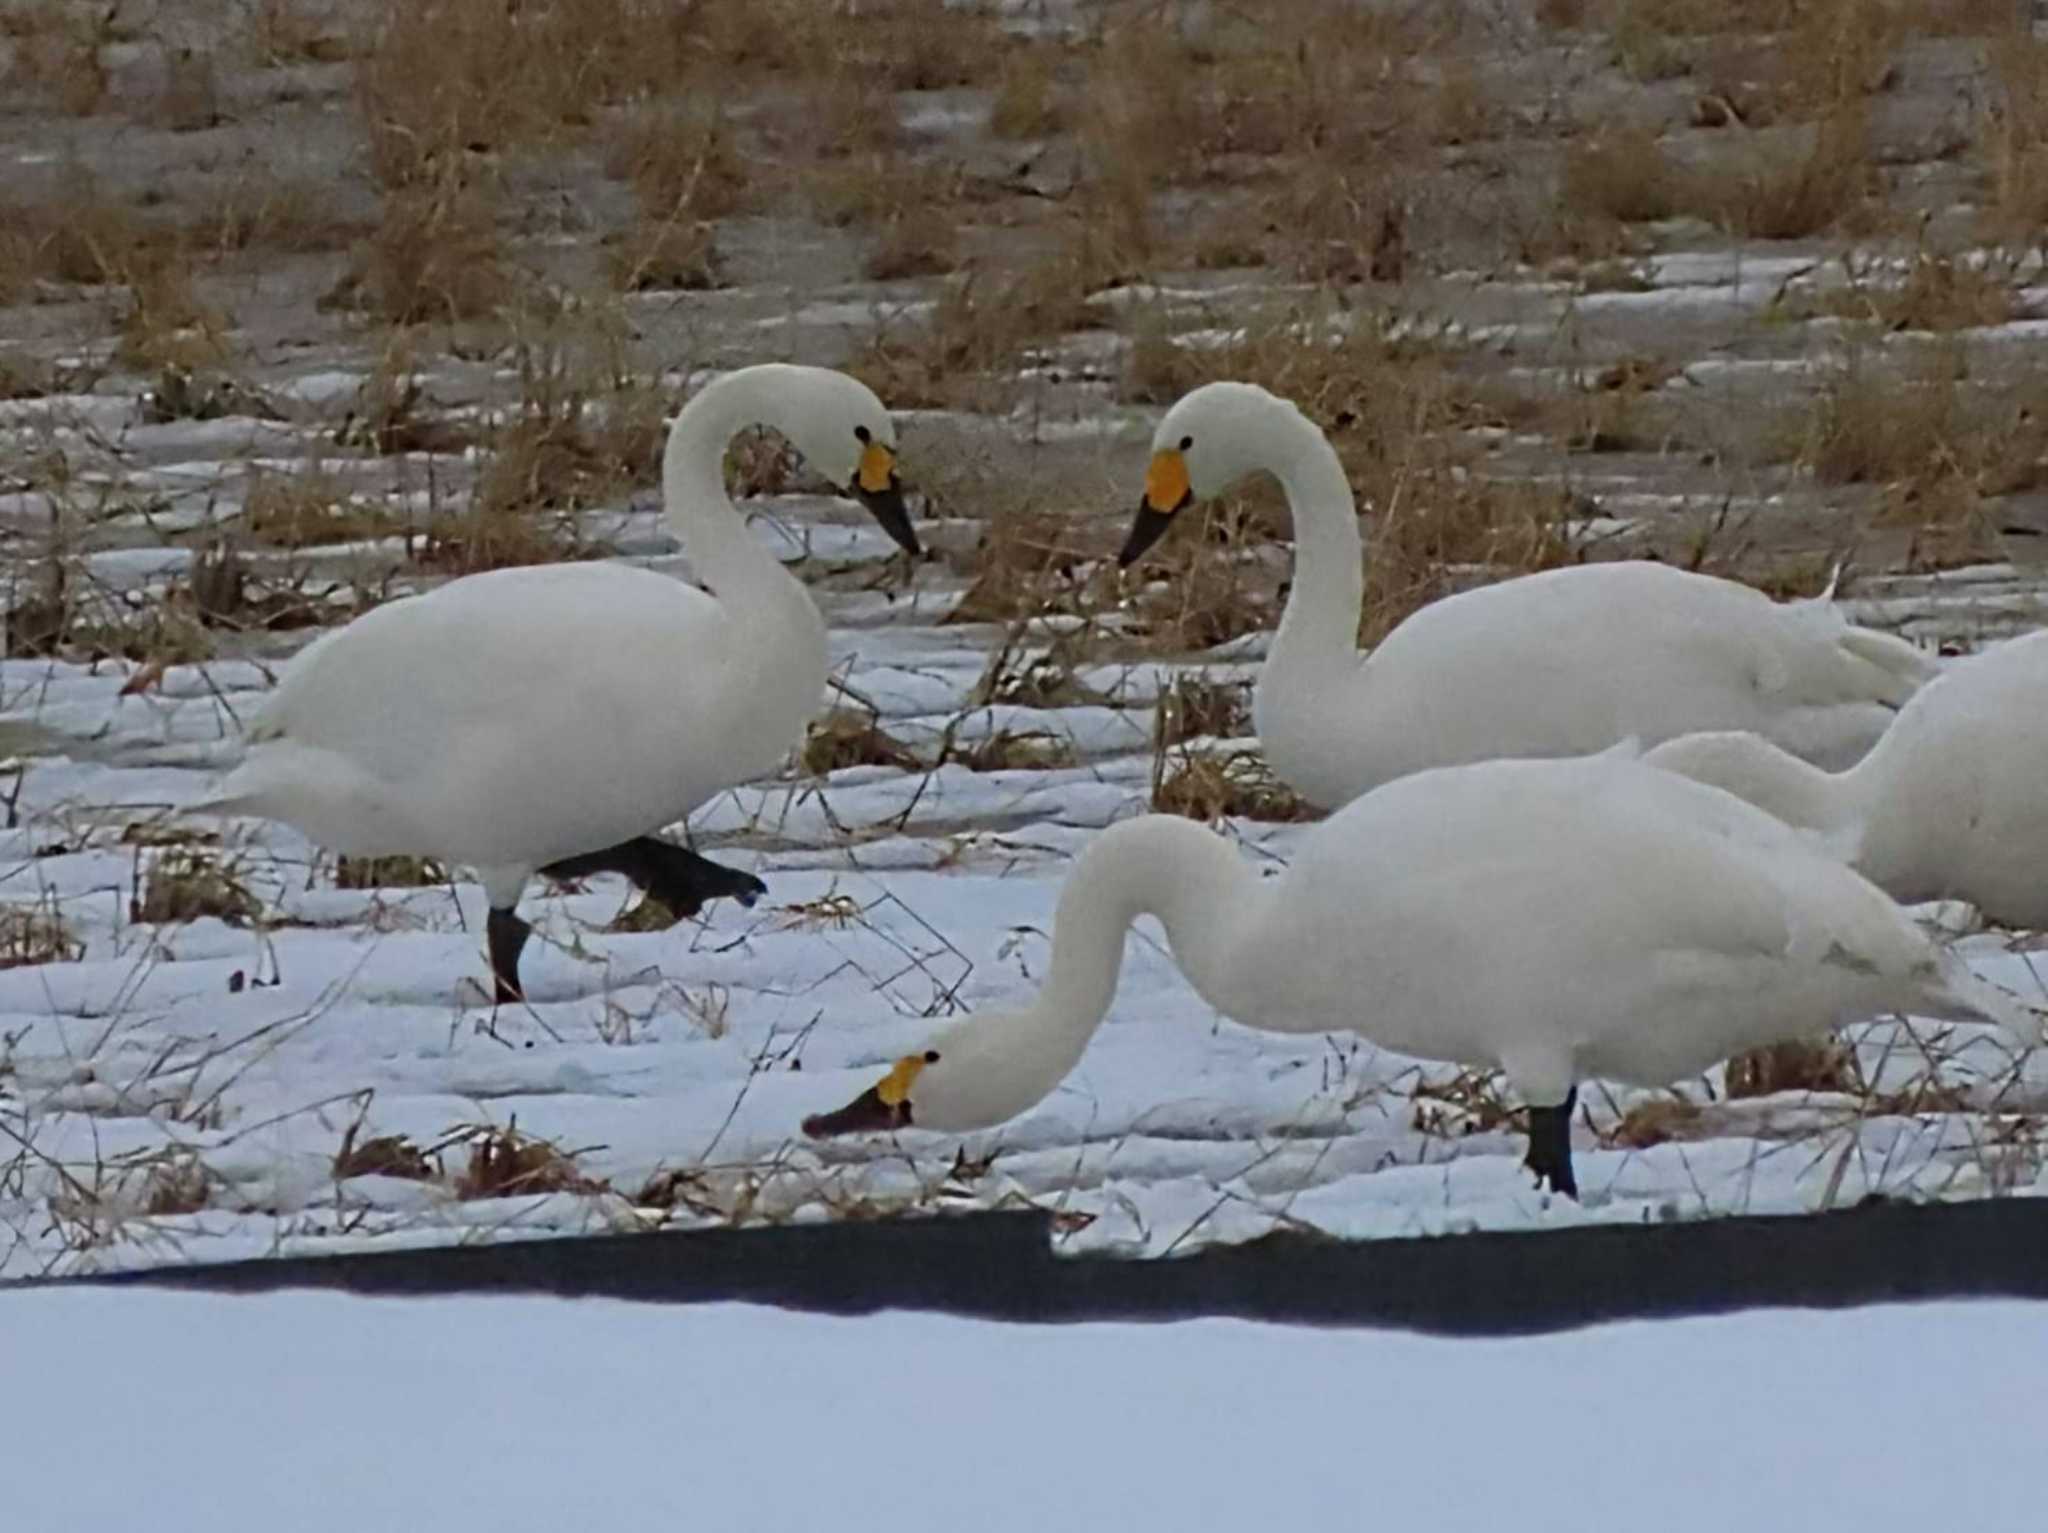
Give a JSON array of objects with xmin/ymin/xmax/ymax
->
[
  {"xmin": 1647, "ymin": 627, "xmax": 2048, "ymax": 928},
  {"xmin": 806, "ymin": 752, "xmax": 2039, "ymax": 1196},
  {"xmin": 1119, "ymin": 381, "xmax": 1938, "ymax": 809},
  {"xmin": 200, "ymin": 363, "xmax": 918, "ymax": 1000}
]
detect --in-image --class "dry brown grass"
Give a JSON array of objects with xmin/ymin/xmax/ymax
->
[
  {"xmin": 1, "ymin": 1, "xmax": 117, "ymax": 114},
  {"xmin": 1979, "ymin": 28, "xmax": 2048, "ymax": 244},
  {"xmin": 1605, "ymin": 1095, "xmax": 1707, "ymax": 1149},
  {"xmin": 141, "ymin": 1155, "xmax": 211, "ymax": 1217},
  {"xmin": 949, "ymin": 729, "xmax": 1076, "ymax": 773},
  {"xmin": 1786, "ymin": 343, "xmax": 2046, "ymax": 559},
  {"xmin": 802, "ymin": 709, "xmax": 924, "ymax": 776},
  {"xmin": 0, "ymin": 903, "xmax": 82, "ymax": 968},
  {"xmin": 329, "ymin": 177, "xmax": 516, "ymax": 325},
  {"xmin": 114, "ymin": 257, "xmax": 231, "ymax": 373},
  {"xmin": 242, "ymin": 468, "xmax": 400, "ymax": 548},
  {"xmin": 351, "ymin": 0, "xmax": 707, "ymax": 189},
  {"xmin": 1684, "ymin": 110, "xmax": 1883, "ymax": 240},
  {"xmin": 0, "ymin": 184, "xmax": 173, "ymax": 298},
  {"xmin": 191, "ymin": 171, "xmax": 368, "ymax": 257},
  {"xmin": 1152, "ymin": 673, "xmax": 1252, "ymax": 748},
  {"xmin": 453, "ymin": 1120, "xmax": 605, "ymax": 1200},
  {"xmin": 145, "ymin": 47, "xmax": 225, "ymax": 133},
  {"xmin": 135, "ymin": 849, "xmax": 261, "ymax": 927},
  {"xmin": 1805, "ymin": 250, "xmax": 2019, "ymax": 333},
  {"xmin": 988, "ymin": 42, "xmax": 1070, "ymax": 139},
  {"xmin": 418, "ymin": 306, "xmax": 654, "ymax": 571},
  {"xmin": 1724, "ymin": 1038, "xmax": 1859, "ymax": 1098},
  {"xmin": 944, "ymin": 500, "xmax": 1108, "ymax": 628},
  {"xmin": 1561, "ymin": 126, "xmax": 1681, "ymax": 227},
  {"xmin": 863, "ymin": 217, "xmax": 962, "ymax": 283},
  {"xmin": 334, "ymin": 854, "xmax": 446, "ymax": 889},
  {"xmin": 332, "ymin": 1126, "xmax": 438, "ymax": 1181},
  {"xmin": 602, "ymin": 99, "xmax": 749, "ymax": 290},
  {"xmin": 1150, "ymin": 738, "xmax": 1315, "ymax": 824},
  {"xmin": 847, "ymin": 249, "xmax": 1106, "ymax": 411},
  {"xmin": 1127, "ymin": 309, "xmax": 1575, "ymax": 647}
]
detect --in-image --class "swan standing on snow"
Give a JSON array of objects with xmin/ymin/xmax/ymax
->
[
  {"xmin": 200, "ymin": 364, "xmax": 920, "ymax": 1004},
  {"xmin": 1646, "ymin": 628, "xmax": 2048, "ymax": 928},
  {"xmin": 805, "ymin": 752, "xmax": 2039, "ymax": 1197},
  {"xmin": 1118, "ymin": 381, "xmax": 1937, "ymax": 807}
]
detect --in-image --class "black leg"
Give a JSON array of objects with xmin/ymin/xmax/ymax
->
[
  {"xmin": 486, "ymin": 906, "xmax": 531, "ymax": 1007},
  {"xmin": 1523, "ymin": 1086, "xmax": 1579, "ymax": 1200},
  {"xmin": 541, "ymin": 836, "xmax": 766, "ymax": 918}
]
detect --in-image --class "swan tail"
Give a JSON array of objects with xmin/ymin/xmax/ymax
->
[
  {"xmin": 1835, "ymin": 626, "xmax": 1941, "ymax": 706},
  {"xmin": 1916, "ymin": 959, "xmax": 2045, "ymax": 1050}
]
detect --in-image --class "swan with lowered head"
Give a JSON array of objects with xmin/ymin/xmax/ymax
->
[
  {"xmin": 199, "ymin": 363, "xmax": 919, "ymax": 1003},
  {"xmin": 805, "ymin": 750, "xmax": 2040, "ymax": 1197},
  {"xmin": 1645, "ymin": 628, "xmax": 2048, "ymax": 928},
  {"xmin": 1118, "ymin": 381, "xmax": 1938, "ymax": 809}
]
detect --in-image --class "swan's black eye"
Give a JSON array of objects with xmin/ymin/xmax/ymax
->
[
  {"xmin": 924, "ymin": 1050, "xmax": 941, "ymax": 1064},
  {"xmin": 1178, "ymin": 435, "xmax": 1193, "ymax": 451},
  {"xmin": 854, "ymin": 424, "xmax": 872, "ymax": 444}
]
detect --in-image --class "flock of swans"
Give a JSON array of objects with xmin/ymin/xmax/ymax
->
[{"xmin": 198, "ymin": 363, "xmax": 2045, "ymax": 1202}]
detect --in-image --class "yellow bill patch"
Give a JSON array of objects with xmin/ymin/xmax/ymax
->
[
  {"xmin": 1144, "ymin": 448, "xmax": 1190, "ymax": 513},
  {"xmin": 857, "ymin": 441, "xmax": 896, "ymax": 494},
  {"xmin": 875, "ymin": 1053, "xmax": 927, "ymax": 1107}
]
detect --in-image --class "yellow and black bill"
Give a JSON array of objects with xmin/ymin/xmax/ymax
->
[
  {"xmin": 851, "ymin": 441, "xmax": 921, "ymax": 557},
  {"xmin": 1118, "ymin": 448, "xmax": 1194, "ymax": 567},
  {"xmin": 801, "ymin": 1052, "xmax": 926, "ymax": 1139}
]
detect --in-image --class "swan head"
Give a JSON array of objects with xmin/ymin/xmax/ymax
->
[
  {"xmin": 1118, "ymin": 380, "xmax": 1303, "ymax": 566},
  {"xmin": 801, "ymin": 1013, "xmax": 1056, "ymax": 1140},
  {"xmin": 771, "ymin": 369, "xmax": 920, "ymax": 557}
]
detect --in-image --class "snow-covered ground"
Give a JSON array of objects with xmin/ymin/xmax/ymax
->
[
  {"xmin": 7, "ymin": 1286, "xmax": 2042, "ymax": 1530},
  {"xmin": 5, "ymin": 472, "xmax": 2048, "ymax": 1282}
]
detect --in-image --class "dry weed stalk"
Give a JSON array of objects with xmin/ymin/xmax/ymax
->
[
  {"xmin": 803, "ymin": 709, "xmax": 925, "ymax": 776},
  {"xmin": 0, "ymin": 902, "xmax": 83, "ymax": 968},
  {"xmin": 452, "ymin": 1119, "xmax": 606, "ymax": 1200},
  {"xmin": 135, "ymin": 848, "xmax": 261, "ymax": 927},
  {"xmin": 334, "ymin": 854, "xmax": 446, "ymax": 890}
]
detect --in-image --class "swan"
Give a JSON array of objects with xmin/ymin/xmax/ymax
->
[
  {"xmin": 1117, "ymin": 381, "xmax": 1938, "ymax": 808},
  {"xmin": 803, "ymin": 751, "xmax": 2040, "ymax": 1197},
  {"xmin": 1645, "ymin": 628, "xmax": 2048, "ymax": 927},
  {"xmin": 198, "ymin": 363, "xmax": 920, "ymax": 1003}
]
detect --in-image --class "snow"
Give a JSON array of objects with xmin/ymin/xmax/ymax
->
[
  {"xmin": 3, "ymin": 1286, "xmax": 2040, "ymax": 1530},
  {"xmin": 5, "ymin": 467, "xmax": 2048, "ymax": 1281}
]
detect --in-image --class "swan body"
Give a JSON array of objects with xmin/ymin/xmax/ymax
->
[
  {"xmin": 1646, "ymin": 628, "xmax": 2048, "ymax": 927},
  {"xmin": 200, "ymin": 363, "xmax": 919, "ymax": 1000},
  {"xmin": 805, "ymin": 753, "xmax": 2039, "ymax": 1196},
  {"xmin": 1119, "ymin": 382, "xmax": 1937, "ymax": 808}
]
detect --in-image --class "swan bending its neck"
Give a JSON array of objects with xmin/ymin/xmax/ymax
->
[
  {"xmin": 804, "ymin": 816, "xmax": 1273, "ymax": 1136},
  {"xmin": 661, "ymin": 364, "xmax": 917, "ymax": 642},
  {"xmin": 1645, "ymin": 734, "xmax": 1868, "ymax": 836}
]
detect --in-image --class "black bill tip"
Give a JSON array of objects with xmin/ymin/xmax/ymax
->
[
  {"xmin": 1117, "ymin": 494, "xmax": 1186, "ymax": 568},
  {"xmin": 854, "ymin": 479, "xmax": 921, "ymax": 558},
  {"xmin": 802, "ymin": 1084, "xmax": 912, "ymax": 1140}
]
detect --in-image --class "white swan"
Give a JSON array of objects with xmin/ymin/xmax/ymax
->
[
  {"xmin": 1645, "ymin": 628, "xmax": 2048, "ymax": 927},
  {"xmin": 200, "ymin": 363, "xmax": 919, "ymax": 1002},
  {"xmin": 804, "ymin": 751, "xmax": 2040, "ymax": 1196},
  {"xmin": 1118, "ymin": 382, "xmax": 1938, "ymax": 808}
]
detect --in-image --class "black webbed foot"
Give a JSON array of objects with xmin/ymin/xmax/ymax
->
[
  {"xmin": 1522, "ymin": 1086, "xmax": 1580, "ymax": 1200},
  {"xmin": 541, "ymin": 836, "xmax": 766, "ymax": 919},
  {"xmin": 486, "ymin": 906, "xmax": 532, "ymax": 1008}
]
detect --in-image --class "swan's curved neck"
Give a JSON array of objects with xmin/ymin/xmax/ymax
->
[
  {"xmin": 662, "ymin": 372, "xmax": 806, "ymax": 618},
  {"xmin": 658, "ymin": 372, "xmax": 828, "ymax": 750},
  {"xmin": 988, "ymin": 817, "xmax": 1270, "ymax": 1105},
  {"xmin": 1264, "ymin": 412, "xmax": 1366, "ymax": 687},
  {"xmin": 1655, "ymin": 732, "xmax": 1895, "ymax": 870}
]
